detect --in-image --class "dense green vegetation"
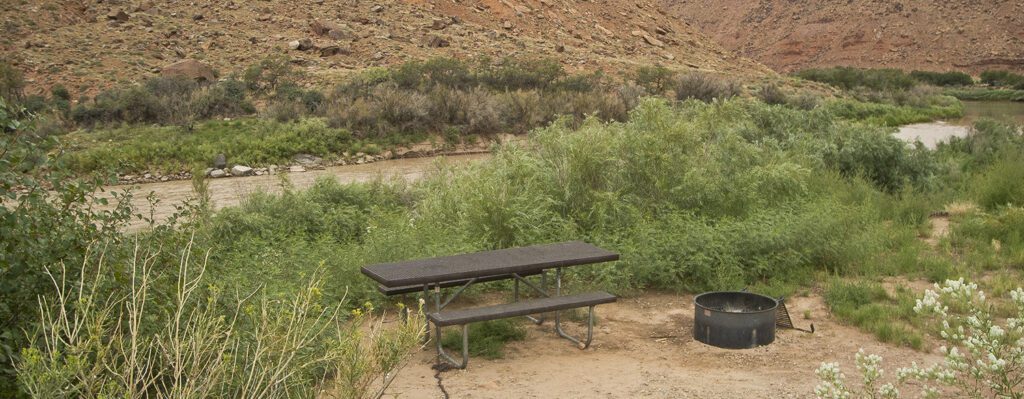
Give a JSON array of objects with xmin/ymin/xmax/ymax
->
[
  {"xmin": 797, "ymin": 66, "xmax": 1024, "ymax": 103},
  {"xmin": 4, "ymin": 56, "xmax": 1024, "ymax": 396},
  {"xmin": 909, "ymin": 70, "xmax": 974, "ymax": 87},
  {"xmin": 943, "ymin": 88, "xmax": 1024, "ymax": 102},
  {"xmin": 980, "ymin": 70, "xmax": 1024, "ymax": 89},
  {"xmin": 28, "ymin": 58, "xmax": 968, "ymax": 176}
]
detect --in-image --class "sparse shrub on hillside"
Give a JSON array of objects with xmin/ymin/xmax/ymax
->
[
  {"xmin": 757, "ymin": 83, "xmax": 788, "ymax": 105},
  {"xmin": 263, "ymin": 99, "xmax": 305, "ymax": 123},
  {"xmin": 242, "ymin": 55, "xmax": 299, "ymax": 95},
  {"xmin": 615, "ymin": 82, "xmax": 647, "ymax": 111},
  {"xmin": 391, "ymin": 57, "xmax": 474, "ymax": 90},
  {"xmin": 787, "ymin": 92, "xmax": 821, "ymax": 110},
  {"xmin": 274, "ymin": 82, "xmax": 325, "ymax": 113},
  {"xmin": 478, "ymin": 57, "xmax": 565, "ymax": 91},
  {"xmin": 325, "ymin": 97, "xmax": 375, "ymax": 132},
  {"xmin": 634, "ymin": 64, "xmax": 675, "ymax": 94},
  {"xmin": 554, "ymin": 70, "xmax": 604, "ymax": 93},
  {"xmin": 0, "ymin": 60, "xmax": 24, "ymax": 102},
  {"xmin": 673, "ymin": 72, "xmax": 741, "ymax": 102},
  {"xmin": 910, "ymin": 70, "xmax": 973, "ymax": 86}
]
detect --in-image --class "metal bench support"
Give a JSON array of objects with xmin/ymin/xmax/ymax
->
[
  {"xmin": 553, "ymin": 267, "xmax": 596, "ymax": 349},
  {"xmin": 436, "ymin": 324, "xmax": 469, "ymax": 369},
  {"xmin": 513, "ymin": 271, "xmax": 548, "ymax": 324}
]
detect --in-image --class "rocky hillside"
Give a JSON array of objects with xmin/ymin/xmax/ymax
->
[
  {"xmin": 664, "ymin": 0, "xmax": 1024, "ymax": 74},
  {"xmin": 2, "ymin": 0, "xmax": 770, "ymax": 96}
]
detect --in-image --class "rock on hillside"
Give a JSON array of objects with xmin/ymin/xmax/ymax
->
[
  {"xmin": 663, "ymin": 0, "xmax": 1024, "ymax": 74},
  {"xmin": 2, "ymin": 0, "xmax": 771, "ymax": 96}
]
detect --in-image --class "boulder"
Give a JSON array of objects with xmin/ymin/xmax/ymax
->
[
  {"xmin": 319, "ymin": 46, "xmax": 350, "ymax": 57},
  {"xmin": 289, "ymin": 165, "xmax": 307, "ymax": 173},
  {"xmin": 107, "ymin": 10, "xmax": 130, "ymax": 22},
  {"xmin": 426, "ymin": 35, "xmax": 450, "ymax": 48},
  {"xmin": 230, "ymin": 165, "xmax": 254, "ymax": 176},
  {"xmin": 161, "ymin": 59, "xmax": 217, "ymax": 83},
  {"xmin": 310, "ymin": 20, "xmax": 349, "ymax": 37},
  {"xmin": 209, "ymin": 169, "xmax": 227, "ymax": 178},
  {"xmin": 289, "ymin": 38, "xmax": 313, "ymax": 51},
  {"xmin": 431, "ymin": 18, "xmax": 447, "ymax": 30},
  {"xmin": 293, "ymin": 154, "xmax": 322, "ymax": 166}
]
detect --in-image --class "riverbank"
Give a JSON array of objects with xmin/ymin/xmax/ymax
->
[{"xmin": 945, "ymin": 88, "xmax": 1024, "ymax": 102}]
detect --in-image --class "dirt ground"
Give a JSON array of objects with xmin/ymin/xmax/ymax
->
[{"xmin": 385, "ymin": 292, "xmax": 943, "ymax": 398}]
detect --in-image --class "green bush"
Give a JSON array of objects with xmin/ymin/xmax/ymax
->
[
  {"xmin": 757, "ymin": 83, "xmax": 788, "ymax": 105},
  {"xmin": 441, "ymin": 320, "xmax": 526, "ymax": 359},
  {"xmin": 65, "ymin": 117, "xmax": 354, "ymax": 174},
  {"xmin": 0, "ymin": 100, "xmax": 132, "ymax": 397},
  {"xmin": 242, "ymin": 55, "xmax": 298, "ymax": 94},
  {"xmin": 71, "ymin": 76, "xmax": 253, "ymax": 128},
  {"xmin": 673, "ymin": 72, "xmax": 741, "ymax": 102},
  {"xmin": 634, "ymin": 64, "xmax": 675, "ymax": 94},
  {"xmin": 0, "ymin": 60, "xmax": 24, "ymax": 103},
  {"xmin": 979, "ymin": 70, "xmax": 1024, "ymax": 87},
  {"xmin": 390, "ymin": 57, "xmax": 474, "ymax": 91},
  {"xmin": 971, "ymin": 154, "xmax": 1024, "ymax": 210},
  {"xmin": 909, "ymin": 70, "xmax": 973, "ymax": 86},
  {"xmin": 477, "ymin": 58, "xmax": 566, "ymax": 91},
  {"xmin": 796, "ymin": 67, "xmax": 916, "ymax": 91},
  {"xmin": 823, "ymin": 123, "xmax": 937, "ymax": 193}
]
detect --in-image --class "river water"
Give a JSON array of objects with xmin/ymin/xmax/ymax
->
[
  {"xmin": 108, "ymin": 153, "xmax": 490, "ymax": 231},
  {"xmin": 895, "ymin": 101, "xmax": 1024, "ymax": 149}
]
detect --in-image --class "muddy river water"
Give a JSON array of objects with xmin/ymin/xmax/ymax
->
[
  {"xmin": 107, "ymin": 153, "xmax": 490, "ymax": 231},
  {"xmin": 895, "ymin": 100, "xmax": 1024, "ymax": 149}
]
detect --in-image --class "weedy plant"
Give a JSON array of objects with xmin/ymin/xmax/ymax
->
[
  {"xmin": 15, "ymin": 239, "xmax": 425, "ymax": 399},
  {"xmin": 815, "ymin": 279, "xmax": 1024, "ymax": 399}
]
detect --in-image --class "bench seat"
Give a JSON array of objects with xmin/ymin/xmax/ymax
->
[
  {"xmin": 428, "ymin": 291, "xmax": 616, "ymax": 327},
  {"xmin": 377, "ymin": 270, "xmax": 543, "ymax": 296}
]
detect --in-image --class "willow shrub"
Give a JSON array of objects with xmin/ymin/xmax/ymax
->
[
  {"xmin": 403, "ymin": 99, "xmax": 924, "ymax": 292},
  {"xmin": 193, "ymin": 98, "xmax": 935, "ymax": 305}
]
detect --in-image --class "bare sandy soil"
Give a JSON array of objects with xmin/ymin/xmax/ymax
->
[{"xmin": 385, "ymin": 292, "xmax": 943, "ymax": 399}]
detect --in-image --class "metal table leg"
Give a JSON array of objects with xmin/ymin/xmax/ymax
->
[{"xmin": 553, "ymin": 267, "xmax": 597, "ymax": 349}]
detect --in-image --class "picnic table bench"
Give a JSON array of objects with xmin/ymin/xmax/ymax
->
[{"xmin": 361, "ymin": 241, "xmax": 619, "ymax": 368}]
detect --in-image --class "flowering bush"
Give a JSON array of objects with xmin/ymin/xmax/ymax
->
[{"xmin": 816, "ymin": 279, "xmax": 1024, "ymax": 399}]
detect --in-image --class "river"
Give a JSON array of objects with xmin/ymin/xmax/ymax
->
[
  {"xmin": 895, "ymin": 101, "xmax": 1024, "ymax": 149},
  {"xmin": 106, "ymin": 153, "xmax": 491, "ymax": 231}
]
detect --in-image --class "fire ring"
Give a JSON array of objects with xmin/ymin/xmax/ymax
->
[{"xmin": 693, "ymin": 291, "xmax": 778, "ymax": 349}]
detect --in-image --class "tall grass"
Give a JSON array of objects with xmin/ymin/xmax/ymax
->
[{"xmin": 16, "ymin": 240, "xmax": 424, "ymax": 399}]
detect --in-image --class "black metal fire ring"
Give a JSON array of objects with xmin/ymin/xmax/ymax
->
[{"xmin": 693, "ymin": 291, "xmax": 779, "ymax": 349}]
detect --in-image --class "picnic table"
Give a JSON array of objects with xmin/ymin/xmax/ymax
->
[{"xmin": 361, "ymin": 241, "xmax": 619, "ymax": 368}]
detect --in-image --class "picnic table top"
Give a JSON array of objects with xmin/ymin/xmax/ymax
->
[{"xmin": 360, "ymin": 241, "xmax": 619, "ymax": 287}]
